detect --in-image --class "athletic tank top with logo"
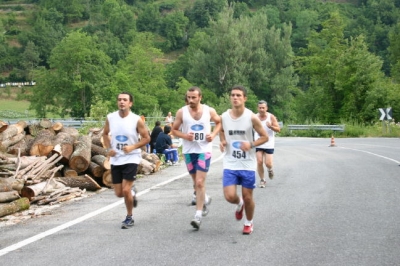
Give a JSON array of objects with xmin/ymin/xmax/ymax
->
[
  {"xmin": 254, "ymin": 112, "xmax": 275, "ymax": 149},
  {"xmin": 107, "ymin": 111, "xmax": 142, "ymax": 165},
  {"xmin": 221, "ymin": 108, "xmax": 256, "ymax": 171},
  {"xmin": 181, "ymin": 104, "xmax": 212, "ymax": 154}
]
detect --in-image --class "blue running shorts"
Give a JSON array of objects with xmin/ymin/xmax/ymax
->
[{"xmin": 223, "ymin": 169, "xmax": 256, "ymax": 189}]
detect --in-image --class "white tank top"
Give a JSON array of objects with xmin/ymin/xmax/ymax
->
[
  {"xmin": 181, "ymin": 104, "xmax": 212, "ymax": 154},
  {"xmin": 107, "ymin": 111, "xmax": 142, "ymax": 165},
  {"xmin": 221, "ymin": 108, "xmax": 256, "ymax": 171},
  {"xmin": 254, "ymin": 112, "xmax": 275, "ymax": 149}
]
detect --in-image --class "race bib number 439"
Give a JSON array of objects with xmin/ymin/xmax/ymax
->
[
  {"xmin": 115, "ymin": 135, "xmax": 129, "ymax": 151},
  {"xmin": 230, "ymin": 141, "xmax": 246, "ymax": 159}
]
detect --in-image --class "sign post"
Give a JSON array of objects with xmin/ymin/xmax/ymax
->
[{"xmin": 378, "ymin": 107, "xmax": 393, "ymax": 134}]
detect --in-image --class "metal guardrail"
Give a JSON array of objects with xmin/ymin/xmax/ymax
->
[
  {"xmin": 287, "ymin": 125, "xmax": 345, "ymax": 132},
  {"xmin": 3, "ymin": 118, "xmax": 285, "ymax": 130}
]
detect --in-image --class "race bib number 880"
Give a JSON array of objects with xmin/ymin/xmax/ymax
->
[{"xmin": 190, "ymin": 124, "xmax": 206, "ymax": 142}]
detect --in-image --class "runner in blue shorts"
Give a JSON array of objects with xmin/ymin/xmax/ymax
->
[{"xmin": 219, "ymin": 85, "xmax": 268, "ymax": 235}]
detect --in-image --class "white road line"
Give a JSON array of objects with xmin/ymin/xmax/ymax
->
[
  {"xmin": 339, "ymin": 147, "xmax": 400, "ymax": 164},
  {"xmin": 0, "ymin": 151, "xmax": 225, "ymax": 257}
]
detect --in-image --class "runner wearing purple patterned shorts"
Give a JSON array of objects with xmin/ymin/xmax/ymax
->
[{"xmin": 172, "ymin": 87, "xmax": 221, "ymax": 230}]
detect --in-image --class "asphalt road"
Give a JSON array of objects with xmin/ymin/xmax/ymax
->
[{"xmin": 1, "ymin": 137, "xmax": 399, "ymax": 266}]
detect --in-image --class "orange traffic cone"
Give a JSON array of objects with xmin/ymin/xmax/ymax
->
[{"xmin": 329, "ymin": 135, "xmax": 336, "ymax": 147}]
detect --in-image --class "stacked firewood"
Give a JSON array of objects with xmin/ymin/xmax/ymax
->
[{"xmin": 0, "ymin": 119, "xmax": 162, "ymax": 218}]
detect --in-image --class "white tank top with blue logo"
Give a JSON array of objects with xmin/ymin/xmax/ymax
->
[
  {"xmin": 181, "ymin": 104, "xmax": 212, "ymax": 154},
  {"xmin": 107, "ymin": 111, "xmax": 142, "ymax": 165},
  {"xmin": 221, "ymin": 108, "xmax": 256, "ymax": 171},
  {"xmin": 254, "ymin": 112, "xmax": 275, "ymax": 149}
]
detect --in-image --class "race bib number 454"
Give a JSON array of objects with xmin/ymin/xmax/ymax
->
[{"xmin": 230, "ymin": 141, "xmax": 246, "ymax": 159}]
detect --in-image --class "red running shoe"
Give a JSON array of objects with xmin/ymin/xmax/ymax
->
[
  {"xmin": 243, "ymin": 223, "xmax": 253, "ymax": 235},
  {"xmin": 235, "ymin": 203, "xmax": 244, "ymax": 220}
]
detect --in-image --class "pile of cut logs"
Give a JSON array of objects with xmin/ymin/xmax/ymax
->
[{"xmin": 0, "ymin": 119, "xmax": 162, "ymax": 218}]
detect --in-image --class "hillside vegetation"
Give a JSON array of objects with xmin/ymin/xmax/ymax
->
[{"xmin": 0, "ymin": 0, "xmax": 399, "ymax": 126}]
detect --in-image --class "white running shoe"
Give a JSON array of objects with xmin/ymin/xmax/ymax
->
[{"xmin": 190, "ymin": 216, "xmax": 201, "ymax": 230}]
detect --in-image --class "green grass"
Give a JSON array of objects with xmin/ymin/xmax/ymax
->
[
  {"xmin": 278, "ymin": 121, "xmax": 400, "ymax": 138},
  {"xmin": 0, "ymin": 98, "xmax": 35, "ymax": 119},
  {"xmin": 0, "ymin": 98, "xmax": 30, "ymax": 111}
]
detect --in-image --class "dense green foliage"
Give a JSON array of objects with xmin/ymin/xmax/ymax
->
[{"xmin": 0, "ymin": 0, "xmax": 399, "ymax": 126}]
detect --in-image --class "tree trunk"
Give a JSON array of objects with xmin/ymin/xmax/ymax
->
[
  {"xmin": 7, "ymin": 134, "xmax": 34, "ymax": 156},
  {"xmin": 55, "ymin": 174, "xmax": 101, "ymax": 191},
  {"xmin": 137, "ymin": 158, "xmax": 156, "ymax": 175},
  {"xmin": 0, "ymin": 177, "xmax": 25, "ymax": 192},
  {"xmin": 0, "ymin": 197, "xmax": 30, "ymax": 218},
  {"xmin": 52, "ymin": 122, "xmax": 63, "ymax": 131},
  {"xmin": 0, "ymin": 120, "xmax": 8, "ymax": 133},
  {"xmin": 52, "ymin": 132, "xmax": 74, "ymax": 164},
  {"xmin": 39, "ymin": 119, "xmax": 52, "ymax": 129},
  {"xmin": 87, "ymin": 162, "xmax": 104, "ymax": 178},
  {"xmin": 20, "ymin": 179, "xmax": 65, "ymax": 200},
  {"xmin": 141, "ymin": 151, "xmax": 162, "ymax": 172},
  {"xmin": 91, "ymin": 154, "xmax": 110, "ymax": 170},
  {"xmin": 20, "ymin": 181, "xmax": 48, "ymax": 200},
  {"xmin": 7, "ymin": 156, "xmax": 47, "ymax": 170},
  {"xmin": 0, "ymin": 121, "xmax": 26, "ymax": 141},
  {"xmin": 0, "ymin": 191, "xmax": 20, "ymax": 203},
  {"xmin": 60, "ymin": 127, "xmax": 79, "ymax": 140},
  {"xmin": 28, "ymin": 123, "xmax": 42, "ymax": 137},
  {"xmin": 30, "ymin": 129, "xmax": 56, "ymax": 156},
  {"xmin": 91, "ymin": 131, "xmax": 104, "ymax": 147},
  {"xmin": 0, "ymin": 132, "xmax": 26, "ymax": 152},
  {"xmin": 91, "ymin": 143, "xmax": 108, "ymax": 157},
  {"xmin": 63, "ymin": 166, "xmax": 78, "ymax": 177},
  {"xmin": 102, "ymin": 170, "xmax": 113, "ymax": 188},
  {"xmin": 69, "ymin": 135, "xmax": 91, "ymax": 173}
]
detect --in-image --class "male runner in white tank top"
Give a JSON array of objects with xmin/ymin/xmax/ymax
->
[
  {"xmin": 254, "ymin": 100, "xmax": 281, "ymax": 188},
  {"xmin": 172, "ymin": 86, "xmax": 221, "ymax": 230},
  {"xmin": 103, "ymin": 92, "xmax": 150, "ymax": 229},
  {"xmin": 219, "ymin": 85, "xmax": 268, "ymax": 235}
]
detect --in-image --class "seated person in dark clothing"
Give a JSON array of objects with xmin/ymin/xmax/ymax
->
[
  {"xmin": 155, "ymin": 125, "xmax": 179, "ymax": 165},
  {"xmin": 150, "ymin": 121, "xmax": 163, "ymax": 153}
]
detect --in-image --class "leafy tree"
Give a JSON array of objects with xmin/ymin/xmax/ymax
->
[
  {"xmin": 107, "ymin": 2, "xmax": 136, "ymax": 43},
  {"xmin": 136, "ymin": 3, "xmax": 162, "ymax": 33},
  {"xmin": 21, "ymin": 41, "xmax": 41, "ymax": 81},
  {"xmin": 39, "ymin": 0, "xmax": 86, "ymax": 23},
  {"xmin": 297, "ymin": 12, "xmax": 387, "ymax": 123},
  {"xmin": 110, "ymin": 33, "xmax": 169, "ymax": 115},
  {"xmin": 93, "ymin": 30, "xmax": 128, "ymax": 64},
  {"xmin": 388, "ymin": 22, "xmax": 400, "ymax": 82},
  {"xmin": 186, "ymin": 5, "xmax": 297, "ymax": 120},
  {"xmin": 291, "ymin": 9, "xmax": 319, "ymax": 52},
  {"xmin": 28, "ymin": 66, "xmax": 57, "ymax": 117},
  {"xmin": 29, "ymin": 31, "xmax": 113, "ymax": 117},
  {"xmin": 160, "ymin": 10, "xmax": 189, "ymax": 51},
  {"xmin": 164, "ymin": 53, "xmax": 190, "ymax": 89},
  {"xmin": 232, "ymin": 2, "xmax": 250, "ymax": 19},
  {"xmin": 185, "ymin": 0, "xmax": 225, "ymax": 28},
  {"xmin": 18, "ymin": 8, "xmax": 66, "ymax": 67},
  {"xmin": 0, "ymin": 19, "xmax": 11, "ymax": 72}
]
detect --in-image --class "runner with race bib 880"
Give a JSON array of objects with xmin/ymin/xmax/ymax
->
[{"xmin": 172, "ymin": 86, "xmax": 221, "ymax": 230}]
